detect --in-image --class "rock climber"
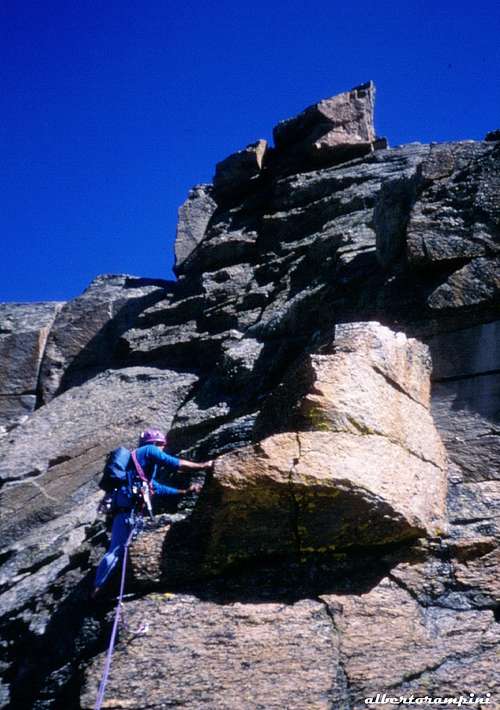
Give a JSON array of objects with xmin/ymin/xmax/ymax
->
[{"xmin": 91, "ymin": 427, "xmax": 213, "ymax": 598}]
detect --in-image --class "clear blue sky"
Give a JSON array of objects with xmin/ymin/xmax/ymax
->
[{"xmin": 1, "ymin": 0, "xmax": 499, "ymax": 303}]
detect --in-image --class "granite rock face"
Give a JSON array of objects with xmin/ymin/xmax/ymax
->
[
  {"xmin": 426, "ymin": 320, "xmax": 500, "ymax": 552},
  {"xmin": 39, "ymin": 274, "xmax": 169, "ymax": 404},
  {"xmin": 0, "ymin": 302, "xmax": 61, "ymax": 431},
  {"xmin": 1, "ymin": 83, "xmax": 500, "ymax": 709},
  {"xmin": 174, "ymin": 184, "xmax": 217, "ymax": 273},
  {"xmin": 326, "ymin": 575, "xmax": 499, "ymax": 706},
  {"xmin": 80, "ymin": 594, "xmax": 345, "ymax": 710},
  {"xmin": 0, "ymin": 367, "xmax": 197, "ymax": 617}
]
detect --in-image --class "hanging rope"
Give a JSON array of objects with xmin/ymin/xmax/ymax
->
[{"xmin": 94, "ymin": 518, "xmax": 139, "ymax": 710}]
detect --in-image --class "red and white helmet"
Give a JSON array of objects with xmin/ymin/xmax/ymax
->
[{"xmin": 140, "ymin": 428, "xmax": 167, "ymax": 446}]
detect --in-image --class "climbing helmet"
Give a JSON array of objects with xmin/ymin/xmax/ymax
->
[{"xmin": 140, "ymin": 428, "xmax": 167, "ymax": 445}]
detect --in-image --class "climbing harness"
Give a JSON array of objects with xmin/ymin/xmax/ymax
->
[
  {"xmin": 131, "ymin": 449, "xmax": 154, "ymax": 519},
  {"xmin": 94, "ymin": 517, "xmax": 140, "ymax": 710}
]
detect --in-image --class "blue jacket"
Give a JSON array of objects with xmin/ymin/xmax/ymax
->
[{"xmin": 129, "ymin": 444, "xmax": 182, "ymax": 496}]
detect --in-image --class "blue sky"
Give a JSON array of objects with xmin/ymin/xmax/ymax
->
[{"xmin": 1, "ymin": 0, "xmax": 499, "ymax": 303}]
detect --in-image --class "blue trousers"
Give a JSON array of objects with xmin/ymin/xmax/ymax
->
[{"xmin": 94, "ymin": 511, "xmax": 134, "ymax": 589}]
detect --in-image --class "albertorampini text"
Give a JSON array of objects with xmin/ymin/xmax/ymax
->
[{"xmin": 364, "ymin": 693, "xmax": 491, "ymax": 706}]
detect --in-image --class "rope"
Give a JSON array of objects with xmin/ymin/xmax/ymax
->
[{"xmin": 94, "ymin": 518, "xmax": 138, "ymax": 710}]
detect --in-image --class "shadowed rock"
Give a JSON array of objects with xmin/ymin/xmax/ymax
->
[
  {"xmin": 213, "ymin": 139, "xmax": 268, "ymax": 200},
  {"xmin": 485, "ymin": 129, "xmax": 500, "ymax": 141},
  {"xmin": 39, "ymin": 274, "xmax": 170, "ymax": 404},
  {"xmin": 0, "ymin": 366, "xmax": 197, "ymax": 625},
  {"xmin": 0, "ymin": 302, "xmax": 62, "ymax": 430},
  {"xmin": 406, "ymin": 142, "xmax": 500, "ymax": 269}
]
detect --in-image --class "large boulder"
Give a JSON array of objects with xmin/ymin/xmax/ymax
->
[
  {"xmin": 0, "ymin": 302, "xmax": 61, "ymax": 431},
  {"xmin": 273, "ymin": 81, "xmax": 384, "ymax": 168},
  {"xmin": 158, "ymin": 322, "xmax": 446, "ymax": 581}
]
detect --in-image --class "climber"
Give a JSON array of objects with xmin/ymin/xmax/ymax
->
[{"xmin": 91, "ymin": 428, "xmax": 213, "ymax": 598}]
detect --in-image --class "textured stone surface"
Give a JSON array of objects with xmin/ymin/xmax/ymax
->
[
  {"xmin": 0, "ymin": 367, "xmax": 197, "ymax": 536},
  {"xmin": 373, "ymin": 140, "xmax": 500, "ymax": 325},
  {"xmin": 325, "ymin": 576, "xmax": 500, "ymax": 707},
  {"xmin": 0, "ymin": 394, "xmax": 36, "ymax": 432},
  {"xmin": 157, "ymin": 323, "xmax": 446, "ymax": 581},
  {"xmin": 39, "ymin": 274, "xmax": 169, "ymax": 404},
  {"xmin": 427, "ymin": 321, "xmax": 500, "ymax": 553},
  {"xmin": 0, "ymin": 302, "xmax": 61, "ymax": 430},
  {"xmin": 256, "ymin": 322, "xmax": 436, "ymax": 439},
  {"xmin": 273, "ymin": 81, "xmax": 379, "ymax": 166},
  {"xmin": 0, "ymin": 361, "xmax": 198, "ymax": 707},
  {"xmin": 187, "ymin": 428, "xmax": 444, "ymax": 576},
  {"xmin": 0, "ymin": 365, "xmax": 197, "ymax": 642},
  {"xmin": 174, "ymin": 184, "xmax": 217, "ymax": 273},
  {"xmin": 427, "ymin": 256, "xmax": 500, "ymax": 310},
  {"xmin": 80, "ymin": 594, "xmax": 343, "ymax": 710},
  {"xmin": 406, "ymin": 142, "xmax": 500, "ymax": 297},
  {"xmin": 426, "ymin": 320, "xmax": 500, "ymax": 379},
  {"xmin": 176, "ymin": 201, "xmax": 260, "ymax": 276}
]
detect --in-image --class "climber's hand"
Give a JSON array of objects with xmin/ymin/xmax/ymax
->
[{"xmin": 188, "ymin": 483, "xmax": 203, "ymax": 494}]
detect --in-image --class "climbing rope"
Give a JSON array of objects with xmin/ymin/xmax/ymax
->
[{"xmin": 94, "ymin": 518, "xmax": 139, "ymax": 710}]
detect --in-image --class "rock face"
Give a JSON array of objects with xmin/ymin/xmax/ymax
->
[
  {"xmin": 39, "ymin": 274, "xmax": 169, "ymax": 404},
  {"xmin": 427, "ymin": 321, "xmax": 500, "ymax": 551},
  {"xmin": 0, "ymin": 302, "xmax": 62, "ymax": 430},
  {"xmin": 1, "ymin": 84, "xmax": 499, "ymax": 709},
  {"xmin": 80, "ymin": 594, "xmax": 345, "ymax": 710},
  {"xmin": 0, "ymin": 367, "xmax": 197, "ymax": 544},
  {"xmin": 174, "ymin": 185, "xmax": 217, "ymax": 273}
]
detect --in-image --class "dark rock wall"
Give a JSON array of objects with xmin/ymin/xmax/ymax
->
[
  {"xmin": 0, "ymin": 84, "xmax": 499, "ymax": 709},
  {"xmin": 0, "ymin": 302, "xmax": 62, "ymax": 431}
]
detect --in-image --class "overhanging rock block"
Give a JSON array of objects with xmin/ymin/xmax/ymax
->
[
  {"xmin": 272, "ymin": 81, "xmax": 385, "ymax": 168},
  {"xmin": 159, "ymin": 322, "xmax": 447, "ymax": 580}
]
